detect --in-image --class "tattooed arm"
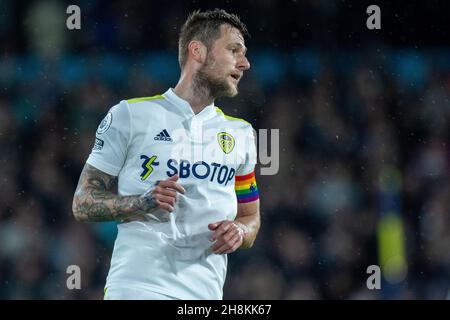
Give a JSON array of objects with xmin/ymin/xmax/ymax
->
[{"xmin": 72, "ymin": 163, "xmax": 185, "ymax": 222}]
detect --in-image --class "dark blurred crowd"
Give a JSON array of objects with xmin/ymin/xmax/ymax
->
[{"xmin": 0, "ymin": 0, "xmax": 449, "ymax": 299}]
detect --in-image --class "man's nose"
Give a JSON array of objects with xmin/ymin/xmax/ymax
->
[{"xmin": 238, "ymin": 56, "xmax": 250, "ymax": 71}]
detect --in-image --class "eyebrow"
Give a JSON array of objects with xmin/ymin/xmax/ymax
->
[{"xmin": 229, "ymin": 42, "xmax": 247, "ymax": 54}]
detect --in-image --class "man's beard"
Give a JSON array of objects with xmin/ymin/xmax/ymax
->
[{"xmin": 193, "ymin": 53, "xmax": 237, "ymax": 100}]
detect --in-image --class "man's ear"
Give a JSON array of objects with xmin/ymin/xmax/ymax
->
[{"xmin": 188, "ymin": 40, "xmax": 207, "ymax": 64}]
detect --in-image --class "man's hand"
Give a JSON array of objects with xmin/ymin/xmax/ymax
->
[
  {"xmin": 208, "ymin": 220, "xmax": 249, "ymax": 254},
  {"xmin": 137, "ymin": 175, "xmax": 185, "ymax": 213}
]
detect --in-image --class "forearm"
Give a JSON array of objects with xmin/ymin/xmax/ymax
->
[
  {"xmin": 72, "ymin": 163, "xmax": 156, "ymax": 222},
  {"xmin": 72, "ymin": 190, "xmax": 145, "ymax": 222},
  {"xmin": 235, "ymin": 213, "xmax": 260, "ymax": 249}
]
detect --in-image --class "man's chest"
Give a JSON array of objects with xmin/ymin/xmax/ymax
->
[{"xmin": 122, "ymin": 117, "xmax": 247, "ymax": 188}]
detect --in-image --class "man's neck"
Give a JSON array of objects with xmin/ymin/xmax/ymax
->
[{"xmin": 173, "ymin": 75, "xmax": 214, "ymax": 114}]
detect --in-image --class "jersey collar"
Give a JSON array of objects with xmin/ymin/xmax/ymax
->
[{"xmin": 163, "ymin": 88, "xmax": 216, "ymax": 121}]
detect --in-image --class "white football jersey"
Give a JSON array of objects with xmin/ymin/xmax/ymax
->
[{"xmin": 86, "ymin": 88, "xmax": 257, "ymax": 299}]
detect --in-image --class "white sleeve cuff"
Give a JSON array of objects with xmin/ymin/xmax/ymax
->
[{"xmin": 86, "ymin": 156, "xmax": 122, "ymax": 176}]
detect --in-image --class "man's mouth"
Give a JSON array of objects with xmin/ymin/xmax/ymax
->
[{"xmin": 230, "ymin": 73, "xmax": 240, "ymax": 82}]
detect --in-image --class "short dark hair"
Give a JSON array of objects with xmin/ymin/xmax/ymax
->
[{"xmin": 178, "ymin": 9, "xmax": 249, "ymax": 69}]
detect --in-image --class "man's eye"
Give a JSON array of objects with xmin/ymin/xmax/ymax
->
[{"xmin": 230, "ymin": 48, "xmax": 237, "ymax": 53}]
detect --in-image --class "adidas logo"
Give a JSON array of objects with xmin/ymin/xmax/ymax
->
[{"xmin": 154, "ymin": 129, "xmax": 172, "ymax": 141}]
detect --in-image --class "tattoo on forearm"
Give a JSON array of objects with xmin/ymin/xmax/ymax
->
[{"xmin": 72, "ymin": 164, "xmax": 157, "ymax": 222}]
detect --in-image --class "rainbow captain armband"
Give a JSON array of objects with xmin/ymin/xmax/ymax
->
[{"xmin": 235, "ymin": 171, "xmax": 259, "ymax": 203}]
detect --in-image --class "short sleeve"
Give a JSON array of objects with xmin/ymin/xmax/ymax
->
[
  {"xmin": 86, "ymin": 101, "xmax": 131, "ymax": 176},
  {"xmin": 236, "ymin": 125, "xmax": 257, "ymax": 176},
  {"xmin": 235, "ymin": 125, "xmax": 259, "ymax": 203}
]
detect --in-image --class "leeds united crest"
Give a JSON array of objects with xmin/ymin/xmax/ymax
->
[{"xmin": 217, "ymin": 132, "xmax": 235, "ymax": 154}]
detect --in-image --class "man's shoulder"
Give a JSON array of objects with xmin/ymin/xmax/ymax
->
[
  {"xmin": 110, "ymin": 94, "xmax": 166, "ymax": 112},
  {"xmin": 106, "ymin": 94, "xmax": 168, "ymax": 128},
  {"xmin": 117, "ymin": 94, "xmax": 168, "ymax": 117},
  {"xmin": 214, "ymin": 106, "xmax": 253, "ymax": 130},
  {"xmin": 125, "ymin": 94, "xmax": 166, "ymax": 105}
]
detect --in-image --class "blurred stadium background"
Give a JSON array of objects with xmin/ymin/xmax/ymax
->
[{"xmin": 0, "ymin": 0, "xmax": 449, "ymax": 299}]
